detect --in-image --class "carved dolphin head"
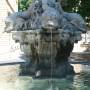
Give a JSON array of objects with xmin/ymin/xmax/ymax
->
[{"xmin": 41, "ymin": 7, "xmax": 60, "ymax": 30}]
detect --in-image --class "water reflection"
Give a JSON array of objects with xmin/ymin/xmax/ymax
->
[
  {"xmin": 72, "ymin": 63, "xmax": 90, "ymax": 73},
  {"xmin": 15, "ymin": 73, "xmax": 90, "ymax": 90},
  {"xmin": 0, "ymin": 64, "xmax": 90, "ymax": 90},
  {"xmin": 72, "ymin": 64, "xmax": 83, "ymax": 73}
]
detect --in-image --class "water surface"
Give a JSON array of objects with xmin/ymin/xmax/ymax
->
[{"xmin": 0, "ymin": 63, "xmax": 90, "ymax": 90}]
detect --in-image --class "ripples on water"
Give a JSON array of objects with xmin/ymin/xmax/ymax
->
[{"xmin": 0, "ymin": 64, "xmax": 90, "ymax": 90}]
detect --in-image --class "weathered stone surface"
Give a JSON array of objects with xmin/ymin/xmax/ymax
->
[
  {"xmin": 35, "ymin": 62, "xmax": 74, "ymax": 78},
  {"xmin": 5, "ymin": 0, "xmax": 86, "ymax": 78}
]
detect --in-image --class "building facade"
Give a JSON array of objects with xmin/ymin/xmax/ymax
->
[
  {"xmin": 0, "ymin": 0, "xmax": 18, "ymax": 54},
  {"xmin": 0, "ymin": 0, "xmax": 18, "ymax": 33}
]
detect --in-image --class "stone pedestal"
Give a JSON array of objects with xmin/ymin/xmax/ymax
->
[
  {"xmin": 35, "ymin": 62, "xmax": 74, "ymax": 78},
  {"xmin": 12, "ymin": 29, "xmax": 75, "ymax": 78}
]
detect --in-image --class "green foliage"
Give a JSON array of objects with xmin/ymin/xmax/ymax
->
[
  {"xmin": 79, "ymin": 0, "xmax": 90, "ymax": 17},
  {"xmin": 63, "ymin": 0, "xmax": 79, "ymax": 12},
  {"xmin": 18, "ymin": 0, "xmax": 32, "ymax": 11},
  {"xmin": 79, "ymin": 0, "xmax": 90, "ymax": 23},
  {"xmin": 63, "ymin": 0, "xmax": 90, "ymax": 24}
]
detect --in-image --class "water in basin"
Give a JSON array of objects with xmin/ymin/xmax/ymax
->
[{"xmin": 0, "ymin": 63, "xmax": 90, "ymax": 90}]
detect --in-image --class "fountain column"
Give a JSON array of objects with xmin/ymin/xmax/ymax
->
[{"xmin": 5, "ymin": 0, "xmax": 86, "ymax": 78}]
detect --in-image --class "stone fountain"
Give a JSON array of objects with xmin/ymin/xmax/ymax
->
[{"xmin": 5, "ymin": 0, "xmax": 86, "ymax": 78}]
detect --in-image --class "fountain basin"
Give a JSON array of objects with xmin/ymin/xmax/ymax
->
[
  {"xmin": 0, "ymin": 53, "xmax": 25, "ymax": 82},
  {"xmin": 0, "ymin": 65, "xmax": 20, "ymax": 82}
]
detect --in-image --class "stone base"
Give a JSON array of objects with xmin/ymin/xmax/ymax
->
[
  {"xmin": 35, "ymin": 62, "xmax": 75, "ymax": 78},
  {"xmin": 20, "ymin": 61, "xmax": 75, "ymax": 78}
]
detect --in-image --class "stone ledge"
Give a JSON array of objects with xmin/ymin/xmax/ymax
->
[
  {"xmin": 0, "ymin": 58, "xmax": 25, "ymax": 66},
  {"xmin": 0, "ymin": 51, "xmax": 25, "ymax": 66}
]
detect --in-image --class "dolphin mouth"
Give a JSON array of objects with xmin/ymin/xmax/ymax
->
[{"xmin": 41, "ymin": 20, "xmax": 59, "ymax": 30}]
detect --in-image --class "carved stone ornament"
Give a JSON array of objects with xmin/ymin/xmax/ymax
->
[{"xmin": 5, "ymin": 0, "xmax": 86, "ymax": 78}]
